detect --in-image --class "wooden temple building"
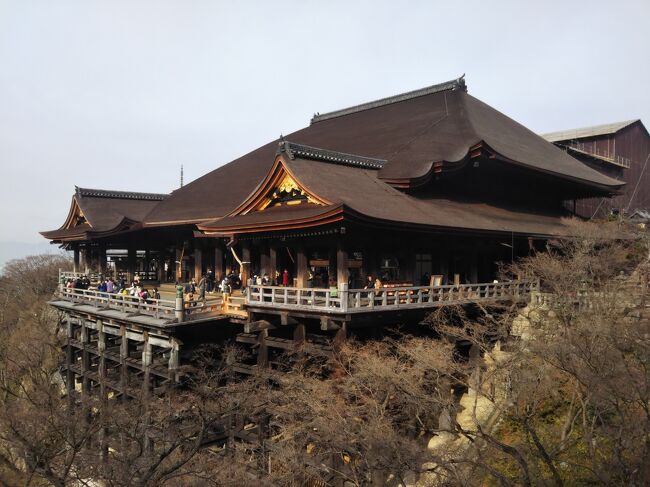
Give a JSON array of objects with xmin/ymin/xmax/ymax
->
[
  {"xmin": 543, "ymin": 119, "xmax": 650, "ymax": 219},
  {"xmin": 41, "ymin": 76, "xmax": 625, "ymax": 393}
]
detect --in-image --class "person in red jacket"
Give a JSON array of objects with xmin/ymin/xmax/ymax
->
[{"xmin": 282, "ymin": 269, "xmax": 290, "ymax": 287}]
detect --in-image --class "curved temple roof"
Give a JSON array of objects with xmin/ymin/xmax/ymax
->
[
  {"xmin": 198, "ymin": 150, "xmax": 571, "ymax": 238},
  {"xmin": 41, "ymin": 187, "xmax": 167, "ymax": 242},
  {"xmin": 145, "ymin": 76, "xmax": 623, "ymax": 227}
]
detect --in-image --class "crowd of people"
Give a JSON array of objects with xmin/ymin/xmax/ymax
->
[{"xmin": 63, "ymin": 273, "xmax": 161, "ymax": 303}]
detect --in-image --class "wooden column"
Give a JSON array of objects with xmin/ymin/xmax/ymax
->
[
  {"xmin": 117, "ymin": 326, "xmax": 128, "ymax": 400},
  {"xmin": 83, "ymin": 247, "xmax": 92, "ymax": 274},
  {"xmin": 336, "ymin": 246, "xmax": 348, "ymax": 286},
  {"xmin": 142, "ymin": 331, "xmax": 152, "ymax": 397},
  {"xmin": 80, "ymin": 318, "xmax": 90, "ymax": 396},
  {"xmin": 97, "ymin": 320, "xmax": 108, "ymax": 463},
  {"xmin": 73, "ymin": 246, "xmax": 80, "ymax": 273},
  {"xmin": 241, "ymin": 245, "xmax": 251, "ymax": 286},
  {"xmin": 168, "ymin": 337, "xmax": 180, "ymax": 382},
  {"xmin": 260, "ymin": 246, "xmax": 271, "ymax": 280},
  {"xmin": 269, "ymin": 247, "xmax": 277, "ymax": 285},
  {"xmin": 214, "ymin": 246, "xmax": 224, "ymax": 282},
  {"xmin": 470, "ymin": 247, "xmax": 479, "ymax": 284},
  {"xmin": 296, "ymin": 248, "xmax": 308, "ymax": 287},
  {"xmin": 157, "ymin": 254, "xmax": 165, "ymax": 282},
  {"xmin": 194, "ymin": 247, "xmax": 203, "ymax": 280},
  {"xmin": 257, "ymin": 329, "xmax": 268, "ymax": 368},
  {"xmin": 98, "ymin": 244, "xmax": 107, "ymax": 274},
  {"xmin": 127, "ymin": 246, "xmax": 136, "ymax": 283},
  {"xmin": 175, "ymin": 248, "xmax": 183, "ymax": 282},
  {"xmin": 66, "ymin": 317, "xmax": 74, "ymax": 398}
]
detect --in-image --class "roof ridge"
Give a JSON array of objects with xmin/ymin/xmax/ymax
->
[
  {"xmin": 277, "ymin": 141, "xmax": 387, "ymax": 169},
  {"xmin": 75, "ymin": 186, "xmax": 168, "ymax": 201},
  {"xmin": 310, "ymin": 75, "xmax": 467, "ymax": 124}
]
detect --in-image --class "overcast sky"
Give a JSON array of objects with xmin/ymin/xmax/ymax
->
[{"xmin": 1, "ymin": 0, "xmax": 649, "ymax": 250}]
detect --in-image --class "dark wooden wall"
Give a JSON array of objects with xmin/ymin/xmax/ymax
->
[{"xmin": 570, "ymin": 122, "xmax": 650, "ymax": 218}]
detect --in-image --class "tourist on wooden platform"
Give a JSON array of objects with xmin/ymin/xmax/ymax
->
[
  {"xmin": 151, "ymin": 287, "xmax": 160, "ymax": 300},
  {"xmin": 220, "ymin": 276, "xmax": 230, "ymax": 294},
  {"xmin": 307, "ymin": 269, "xmax": 314, "ymax": 288},
  {"xmin": 206, "ymin": 268, "xmax": 214, "ymax": 292},
  {"xmin": 262, "ymin": 273, "xmax": 270, "ymax": 285},
  {"xmin": 374, "ymin": 277, "xmax": 382, "ymax": 289},
  {"xmin": 106, "ymin": 278, "xmax": 114, "ymax": 293},
  {"xmin": 364, "ymin": 275, "xmax": 374, "ymax": 289},
  {"xmin": 282, "ymin": 269, "xmax": 290, "ymax": 287},
  {"xmin": 420, "ymin": 272, "xmax": 430, "ymax": 286},
  {"xmin": 97, "ymin": 280, "xmax": 107, "ymax": 296}
]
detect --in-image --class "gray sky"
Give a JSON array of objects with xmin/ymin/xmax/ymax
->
[{"xmin": 1, "ymin": 0, "xmax": 649, "ymax": 248}]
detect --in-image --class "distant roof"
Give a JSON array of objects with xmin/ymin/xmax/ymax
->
[
  {"xmin": 145, "ymin": 76, "xmax": 623, "ymax": 226},
  {"xmin": 542, "ymin": 120, "xmax": 640, "ymax": 142}
]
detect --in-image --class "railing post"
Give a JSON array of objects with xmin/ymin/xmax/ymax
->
[
  {"xmin": 339, "ymin": 283, "xmax": 348, "ymax": 312},
  {"xmin": 175, "ymin": 284, "xmax": 185, "ymax": 322}
]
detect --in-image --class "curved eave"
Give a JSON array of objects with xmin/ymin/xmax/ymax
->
[
  {"xmin": 198, "ymin": 205, "xmax": 345, "ymax": 235},
  {"xmin": 380, "ymin": 140, "xmax": 625, "ymax": 194},
  {"xmin": 40, "ymin": 217, "xmax": 141, "ymax": 243},
  {"xmin": 198, "ymin": 203, "xmax": 567, "ymax": 240}
]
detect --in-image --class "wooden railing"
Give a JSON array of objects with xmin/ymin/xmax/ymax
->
[
  {"xmin": 245, "ymin": 280, "xmax": 539, "ymax": 314},
  {"xmin": 58, "ymin": 287, "xmax": 222, "ymax": 321},
  {"xmin": 60, "ymin": 287, "xmax": 176, "ymax": 319}
]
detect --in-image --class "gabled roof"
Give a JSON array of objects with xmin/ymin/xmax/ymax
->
[
  {"xmin": 199, "ymin": 150, "xmax": 571, "ymax": 238},
  {"xmin": 145, "ymin": 76, "xmax": 623, "ymax": 227},
  {"xmin": 542, "ymin": 120, "xmax": 641, "ymax": 142},
  {"xmin": 41, "ymin": 187, "xmax": 168, "ymax": 242}
]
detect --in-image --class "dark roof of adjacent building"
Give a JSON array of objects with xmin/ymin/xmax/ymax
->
[
  {"xmin": 41, "ymin": 187, "xmax": 168, "ymax": 241},
  {"xmin": 145, "ymin": 76, "xmax": 623, "ymax": 227}
]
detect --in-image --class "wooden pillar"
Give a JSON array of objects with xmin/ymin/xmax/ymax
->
[
  {"xmin": 83, "ymin": 247, "xmax": 92, "ymax": 274},
  {"xmin": 66, "ymin": 317, "xmax": 74, "ymax": 399},
  {"xmin": 98, "ymin": 244, "xmax": 107, "ymax": 274},
  {"xmin": 73, "ymin": 246, "xmax": 80, "ymax": 273},
  {"xmin": 470, "ymin": 247, "xmax": 479, "ymax": 284},
  {"xmin": 97, "ymin": 320, "xmax": 108, "ymax": 463},
  {"xmin": 269, "ymin": 247, "xmax": 277, "ymax": 285},
  {"xmin": 296, "ymin": 248, "xmax": 308, "ymax": 288},
  {"xmin": 194, "ymin": 247, "xmax": 203, "ymax": 280},
  {"xmin": 336, "ymin": 246, "xmax": 348, "ymax": 286},
  {"xmin": 157, "ymin": 253, "xmax": 165, "ymax": 282},
  {"xmin": 142, "ymin": 331, "xmax": 152, "ymax": 397},
  {"xmin": 241, "ymin": 245, "xmax": 251, "ymax": 286},
  {"xmin": 293, "ymin": 323, "xmax": 306, "ymax": 358},
  {"xmin": 119, "ymin": 325, "xmax": 128, "ymax": 399},
  {"xmin": 214, "ymin": 246, "xmax": 224, "ymax": 282},
  {"xmin": 175, "ymin": 248, "xmax": 183, "ymax": 282},
  {"xmin": 127, "ymin": 246, "xmax": 136, "ymax": 283},
  {"xmin": 257, "ymin": 329, "xmax": 268, "ymax": 368},
  {"xmin": 260, "ymin": 246, "xmax": 271, "ymax": 280},
  {"xmin": 332, "ymin": 321, "xmax": 347, "ymax": 351},
  {"xmin": 168, "ymin": 337, "xmax": 180, "ymax": 382},
  {"xmin": 80, "ymin": 318, "xmax": 90, "ymax": 396}
]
